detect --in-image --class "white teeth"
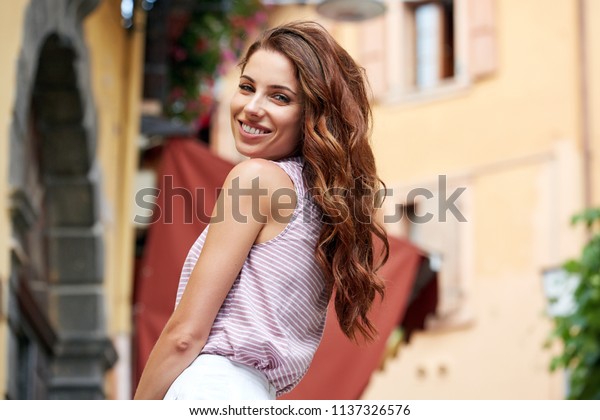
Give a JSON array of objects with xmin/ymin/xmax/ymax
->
[{"xmin": 242, "ymin": 123, "xmax": 267, "ymax": 135}]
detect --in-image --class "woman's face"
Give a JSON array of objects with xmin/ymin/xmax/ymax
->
[{"xmin": 230, "ymin": 49, "xmax": 302, "ymax": 160}]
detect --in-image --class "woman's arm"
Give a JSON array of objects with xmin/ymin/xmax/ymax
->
[{"xmin": 133, "ymin": 158, "xmax": 285, "ymax": 399}]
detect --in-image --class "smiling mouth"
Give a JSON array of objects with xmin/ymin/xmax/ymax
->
[{"xmin": 240, "ymin": 122, "xmax": 271, "ymax": 135}]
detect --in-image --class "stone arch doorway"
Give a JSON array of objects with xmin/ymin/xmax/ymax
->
[{"xmin": 7, "ymin": 0, "xmax": 115, "ymax": 399}]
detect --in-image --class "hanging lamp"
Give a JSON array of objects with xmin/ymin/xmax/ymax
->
[{"xmin": 316, "ymin": 0, "xmax": 386, "ymax": 22}]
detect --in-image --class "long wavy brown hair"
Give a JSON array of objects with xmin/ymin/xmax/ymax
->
[{"xmin": 239, "ymin": 21, "xmax": 389, "ymax": 342}]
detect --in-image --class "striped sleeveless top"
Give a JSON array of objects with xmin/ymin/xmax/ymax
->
[{"xmin": 174, "ymin": 156, "xmax": 329, "ymax": 396}]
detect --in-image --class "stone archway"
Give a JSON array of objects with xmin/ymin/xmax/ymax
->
[{"xmin": 7, "ymin": 0, "xmax": 115, "ymax": 399}]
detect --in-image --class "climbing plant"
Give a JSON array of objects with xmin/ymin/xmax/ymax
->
[
  {"xmin": 167, "ymin": 0, "xmax": 266, "ymax": 125},
  {"xmin": 548, "ymin": 208, "xmax": 600, "ymax": 399}
]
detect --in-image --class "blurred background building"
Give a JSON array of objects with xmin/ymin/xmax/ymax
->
[
  {"xmin": 0, "ymin": 0, "xmax": 598, "ymax": 400},
  {"xmin": 212, "ymin": 0, "xmax": 600, "ymax": 399},
  {"xmin": 0, "ymin": 0, "xmax": 143, "ymax": 399}
]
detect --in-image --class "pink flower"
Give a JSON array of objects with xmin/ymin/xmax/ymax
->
[
  {"xmin": 254, "ymin": 11, "xmax": 267, "ymax": 25},
  {"xmin": 221, "ymin": 48, "xmax": 237, "ymax": 63},
  {"xmin": 230, "ymin": 15, "xmax": 245, "ymax": 28},
  {"xmin": 200, "ymin": 96, "xmax": 213, "ymax": 108},
  {"xmin": 232, "ymin": 38, "xmax": 244, "ymax": 51}
]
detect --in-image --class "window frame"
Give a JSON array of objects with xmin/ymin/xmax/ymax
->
[
  {"xmin": 382, "ymin": 178, "xmax": 475, "ymax": 331},
  {"xmin": 360, "ymin": 0, "xmax": 473, "ymax": 105}
]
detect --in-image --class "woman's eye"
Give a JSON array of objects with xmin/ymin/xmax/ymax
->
[
  {"xmin": 239, "ymin": 84, "xmax": 253, "ymax": 92},
  {"xmin": 273, "ymin": 93, "xmax": 290, "ymax": 104}
]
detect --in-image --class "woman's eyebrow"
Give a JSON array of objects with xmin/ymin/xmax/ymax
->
[{"xmin": 240, "ymin": 75, "xmax": 298, "ymax": 97}]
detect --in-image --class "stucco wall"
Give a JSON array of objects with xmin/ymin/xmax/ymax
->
[
  {"xmin": 84, "ymin": 0, "xmax": 142, "ymax": 338},
  {"xmin": 363, "ymin": 0, "xmax": 587, "ymax": 399},
  {"xmin": 83, "ymin": 0, "xmax": 144, "ymax": 398},
  {"xmin": 588, "ymin": 0, "xmax": 600, "ymax": 205}
]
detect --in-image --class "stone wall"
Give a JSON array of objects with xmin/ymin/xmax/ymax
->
[{"xmin": 7, "ymin": 0, "xmax": 116, "ymax": 399}]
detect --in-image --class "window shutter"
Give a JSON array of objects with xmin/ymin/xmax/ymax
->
[
  {"xmin": 359, "ymin": 16, "xmax": 388, "ymax": 100},
  {"xmin": 468, "ymin": 0, "xmax": 497, "ymax": 79}
]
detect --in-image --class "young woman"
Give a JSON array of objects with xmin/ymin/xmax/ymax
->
[{"xmin": 134, "ymin": 21, "xmax": 389, "ymax": 400}]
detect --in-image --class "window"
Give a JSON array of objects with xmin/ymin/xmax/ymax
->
[
  {"xmin": 405, "ymin": 0, "xmax": 455, "ymax": 90},
  {"xmin": 359, "ymin": 0, "xmax": 497, "ymax": 102},
  {"xmin": 383, "ymin": 178, "xmax": 474, "ymax": 330}
]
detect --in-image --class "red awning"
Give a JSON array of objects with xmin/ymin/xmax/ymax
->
[
  {"xmin": 133, "ymin": 138, "xmax": 233, "ymax": 386},
  {"xmin": 132, "ymin": 137, "xmax": 436, "ymax": 398}
]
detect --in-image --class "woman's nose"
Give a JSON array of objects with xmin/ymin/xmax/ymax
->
[{"xmin": 244, "ymin": 95, "xmax": 265, "ymax": 117}]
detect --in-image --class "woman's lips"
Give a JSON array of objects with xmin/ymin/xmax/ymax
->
[{"xmin": 239, "ymin": 120, "xmax": 271, "ymax": 136}]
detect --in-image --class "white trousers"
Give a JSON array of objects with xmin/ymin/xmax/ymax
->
[{"xmin": 163, "ymin": 354, "xmax": 276, "ymax": 400}]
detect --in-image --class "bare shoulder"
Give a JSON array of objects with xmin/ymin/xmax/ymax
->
[{"xmin": 225, "ymin": 158, "xmax": 294, "ymax": 190}]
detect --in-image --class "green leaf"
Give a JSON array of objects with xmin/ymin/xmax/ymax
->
[
  {"xmin": 571, "ymin": 208, "xmax": 600, "ymax": 228},
  {"xmin": 563, "ymin": 259, "xmax": 581, "ymax": 273}
]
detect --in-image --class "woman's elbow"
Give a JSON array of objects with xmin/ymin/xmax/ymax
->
[
  {"xmin": 173, "ymin": 333, "xmax": 194, "ymax": 353},
  {"xmin": 164, "ymin": 325, "xmax": 206, "ymax": 354}
]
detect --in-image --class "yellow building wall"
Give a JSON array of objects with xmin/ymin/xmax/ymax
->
[
  {"xmin": 84, "ymin": 0, "xmax": 141, "ymax": 335},
  {"xmin": 84, "ymin": 0, "xmax": 144, "ymax": 398},
  {"xmin": 0, "ymin": 0, "xmax": 32, "ymax": 400},
  {"xmin": 588, "ymin": 0, "xmax": 600, "ymax": 206},
  {"xmin": 363, "ymin": 0, "xmax": 586, "ymax": 399},
  {"xmin": 372, "ymin": 0, "xmax": 579, "ymax": 182}
]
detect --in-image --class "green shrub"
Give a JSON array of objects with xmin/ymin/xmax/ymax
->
[{"xmin": 548, "ymin": 208, "xmax": 600, "ymax": 399}]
